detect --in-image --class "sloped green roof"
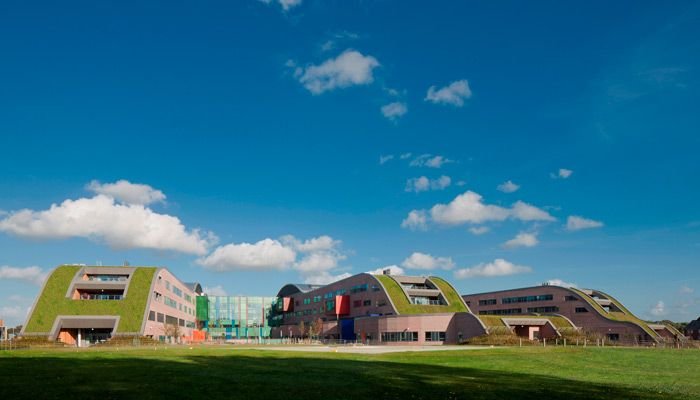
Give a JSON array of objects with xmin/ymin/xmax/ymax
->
[
  {"xmin": 477, "ymin": 315, "xmax": 574, "ymax": 329},
  {"xmin": 569, "ymin": 287, "xmax": 659, "ymax": 339},
  {"xmin": 373, "ymin": 275, "xmax": 468, "ymax": 314},
  {"xmin": 24, "ymin": 265, "xmax": 156, "ymax": 334}
]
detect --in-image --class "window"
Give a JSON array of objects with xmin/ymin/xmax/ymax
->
[
  {"xmin": 527, "ymin": 306, "xmax": 559, "ymax": 313},
  {"xmin": 575, "ymin": 307, "xmax": 588, "ymax": 313},
  {"xmin": 564, "ymin": 295, "xmax": 578, "ymax": 301},
  {"xmin": 353, "ymin": 300, "xmax": 362, "ymax": 308},
  {"xmin": 351, "ymin": 284, "xmax": 368, "ymax": 293},
  {"xmin": 303, "ymin": 298, "xmax": 311, "ymax": 305},
  {"xmin": 425, "ymin": 331, "xmax": 446, "ymax": 342},
  {"xmin": 381, "ymin": 331, "xmax": 418, "ymax": 342},
  {"xmin": 479, "ymin": 308, "xmax": 522, "ymax": 315},
  {"xmin": 371, "ymin": 285, "xmax": 380, "ymax": 292},
  {"xmin": 184, "ymin": 294, "xmax": 192, "ymax": 303},
  {"xmin": 313, "ymin": 295, "xmax": 321, "ymax": 303},
  {"xmin": 502, "ymin": 294, "xmax": 553, "ymax": 304},
  {"xmin": 377, "ymin": 300, "xmax": 387, "ymax": 307},
  {"xmin": 326, "ymin": 300, "xmax": 335, "ymax": 311},
  {"xmin": 165, "ymin": 280, "xmax": 171, "ymax": 291},
  {"xmin": 164, "ymin": 297, "xmax": 178, "ymax": 308},
  {"xmin": 178, "ymin": 318, "xmax": 185, "ymax": 327},
  {"xmin": 363, "ymin": 299, "xmax": 372, "ymax": 306},
  {"xmin": 335, "ymin": 289, "xmax": 346, "ymax": 296},
  {"xmin": 148, "ymin": 311, "xmax": 156, "ymax": 321},
  {"xmin": 172, "ymin": 286, "xmax": 183, "ymax": 297},
  {"xmin": 157, "ymin": 313, "xmax": 164, "ymax": 323},
  {"xmin": 478, "ymin": 299, "xmax": 497, "ymax": 306}
]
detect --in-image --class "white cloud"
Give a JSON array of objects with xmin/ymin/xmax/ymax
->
[
  {"xmin": 566, "ymin": 215, "xmax": 604, "ymax": 231},
  {"xmin": 258, "ymin": 0, "xmax": 302, "ymax": 11},
  {"xmin": 296, "ymin": 251, "xmax": 345, "ymax": 272},
  {"xmin": 454, "ymin": 258, "xmax": 532, "ymax": 279},
  {"xmin": 401, "ymin": 252, "xmax": 454, "ymax": 270},
  {"xmin": 0, "ymin": 194, "xmax": 215, "ymax": 255},
  {"xmin": 320, "ymin": 40, "xmax": 335, "ymax": 52},
  {"xmin": 0, "ymin": 305, "xmax": 28, "ymax": 322},
  {"xmin": 511, "ymin": 201, "xmax": 556, "ymax": 222},
  {"xmin": 551, "ymin": 168, "xmax": 573, "ymax": 179},
  {"xmin": 649, "ymin": 300, "xmax": 666, "ymax": 317},
  {"xmin": 405, "ymin": 176, "xmax": 451, "ymax": 193},
  {"xmin": 425, "ymin": 79, "xmax": 472, "ymax": 107},
  {"xmin": 203, "ymin": 285, "xmax": 227, "ymax": 296},
  {"xmin": 86, "ymin": 179, "xmax": 166, "ymax": 205},
  {"xmin": 401, "ymin": 210, "xmax": 428, "ymax": 231},
  {"xmin": 409, "ymin": 154, "xmax": 454, "ymax": 168},
  {"xmin": 430, "ymin": 191, "xmax": 510, "ymax": 225},
  {"xmin": 379, "ymin": 154, "xmax": 394, "ymax": 165},
  {"xmin": 405, "ymin": 191, "xmax": 554, "ymax": 230},
  {"xmin": 367, "ymin": 265, "xmax": 405, "ymax": 275},
  {"xmin": 680, "ymin": 285, "xmax": 694, "ymax": 294},
  {"xmin": 283, "ymin": 235, "xmax": 339, "ymax": 252},
  {"xmin": 0, "ymin": 266, "xmax": 47, "ymax": 286},
  {"xmin": 503, "ymin": 232, "xmax": 539, "ymax": 249},
  {"xmin": 197, "ymin": 239, "xmax": 296, "ymax": 271},
  {"xmin": 399, "ymin": 153, "xmax": 412, "ymax": 159},
  {"xmin": 292, "ymin": 50, "xmax": 380, "ymax": 95},
  {"xmin": 468, "ymin": 226, "xmax": 490, "ymax": 235},
  {"xmin": 545, "ymin": 279, "xmax": 577, "ymax": 288},
  {"xmin": 381, "ymin": 102, "xmax": 408, "ymax": 121},
  {"xmin": 303, "ymin": 271, "xmax": 352, "ymax": 285},
  {"xmin": 497, "ymin": 180, "xmax": 520, "ymax": 193}
]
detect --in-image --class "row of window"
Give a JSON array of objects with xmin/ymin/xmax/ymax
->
[
  {"xmin": 352, "ymin": 299, "xmax": 373, "ymax": 307},
  {"xmin": 425, "ymin": 331, "xmax": 446, "ymax": 342},
  {"xmin": 527, "ymin": 306, "xmax": 559, "ymax": 313},
  {"xmin": 350, "ymin": 284, "xmax": 368, "ymax": 293},
  {"xmin": 382, "ymin": 331, "xmax": 419, "ymax": 342},
  {"xmin": 502, "ymin": 294, "xmax": 554, "ymax": 304},
  {"xmin": 148, "ymin": 311, "xmax": 195, "ymax": 328},
  {"xmin": 479, "ymin": 308, "xmax": 523, "ymax": 315}
]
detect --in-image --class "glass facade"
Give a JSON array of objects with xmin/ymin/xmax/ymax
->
[{"xmin": 205, "ymin": 296, "xmax": 277, "ymax": 339}]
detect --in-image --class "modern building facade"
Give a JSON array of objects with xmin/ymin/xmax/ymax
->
[
  {"xmin": 22, "ymin": 265, "xmax": 203, "ymax": 346},
  {"xmin": 463, "ymin": 284, "xmax": 680, "ymax": 343},
  {"xmin": 270, "ymin": 272, "xmax": 487, "ymax": 345},
  {"xmin": 201, "ymin": 295, "xmax": 277, "ymax": 340}
]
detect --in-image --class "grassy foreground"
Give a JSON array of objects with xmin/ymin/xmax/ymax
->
[{"xmin": 1, "ymin": 346, "xmax": 698, "ymax": 399}]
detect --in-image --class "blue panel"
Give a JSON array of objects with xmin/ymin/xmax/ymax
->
[{"xmin": 340, "ymin": 319, "xmax": 355, "ymax": 340}]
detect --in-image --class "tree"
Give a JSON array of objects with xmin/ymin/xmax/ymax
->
[
  {"xmin": 163, "ymin": 322, "xmax": 181, "ymax": 343},
  {"xmin": 308, "ymin": 318, "xmax": 323, "ymax": 341},
  {"xmin": 298, "ymin": 321, "xmax": 307, "ymax": 343}
]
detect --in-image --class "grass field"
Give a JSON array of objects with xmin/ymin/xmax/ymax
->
[{"xmin": 1, "ymin": 346, "xmax": 698, "ymax": 399}]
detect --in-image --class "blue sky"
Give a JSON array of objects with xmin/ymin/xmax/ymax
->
[{"xmin": 1, "ymin": 0, "xmax": 699, "ymax": 327}]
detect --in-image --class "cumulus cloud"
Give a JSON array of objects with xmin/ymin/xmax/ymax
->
[
  {"xmin": 468, "ymin": 226, "xmax": 490, "ymax": 235},
  {"xmin": 291, "ymin": 50, "xmax": 380, "ymax": 95},
  {"xmin": 258, "ymin": 0, "xmax": 302, "ymax": 11},
  {"xmin": 551, "ymin": 168, "xmax": 573, "ymax": 179},
  {"xmin": 367, "ymin": 265, "xmax": 405, "ymax": 275},
  {"xmin": 430, "ymin": 191, "xmax": 510, "ymax": 225},
  {"xmin": 203, "ymin": 285, "xmax": 227, "ymax": 296},
  {"xmin": 198, "ymin": 235, "xmax": 349, "ymax": 284},
  {"xmin": 410, "ymin": 154, "xmax": 454, "ymax": 168},
  {"xmin": 497, "ymin": 180, "xmax": 520, "ymax": 193},
  {"xmin": 0, "ymin": 305, "xmax": 29, "ymax": 325},
  {"xmin": 0, "ymin": 266, "xmax": 47, "ymax": 286},
  {"xmin": 649, "ymin": 300, "xmax": 666, "ymax": 317},
  {"xmin": 197, "ymin": 238, "xmax": 296, "ymax": 271},
  {"xmin": 566, "ymin": 216, "xmax": 604, "ymax": 231},
  {"xmin": 379, "ymin": 154, "xmax": 394, "ymax": 165},
  {"xmin": 381, "ymin": 102, "xmax": 408, "ymax": 121},
  {"xmin": 405, "ymin": 176, "xmax": 451, "ymax": 193},
  {"xmin": 399, "ymin": 153, "xmax": 412, "ymax": 160},
  {"xmin": 401, "ymin": 252, "xmax": 454, "ymax": 270},
  {"xmin": 424, "ymin": 191, "xmax": 555, "ymax": 227},
  {"xmin": 86, "ymin": 179, "xmax": 166, "ymax": 205},
  {"xmin": 503, "ymin": 232, "xmax": 539, "ymax": 249},
  {"xmin": 680, "ymin": 285, "xmax": 694, "ymax": 294},
  {"xmin": 401, "ymin": 210, "xmax": 428, "ymax": 231},
  {"xmin": 0, "ymin": 194, "xmax": 215, "ymax": 255},
  {"xmin": 425, "ymin": 79, "xmax": 472, "ymax": 107},
  {"xmin": 454, "ymin": 259, "xmax": 532, "ymax": 279},
  {"xmin": 511, "ymin": 201, "xmax": 556, "ymax": 222},
  {"xmin": 545, "ymin": 279, "xmax": 577, "ymax": 288}
]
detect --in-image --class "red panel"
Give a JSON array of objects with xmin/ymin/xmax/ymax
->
[
  {"xmin": 335, "ymin": 295, "xmax": 350, "ymax": 315},
  {"xmin": 283, "ymin": 297, "xmax": 294, "ymax": 312}
]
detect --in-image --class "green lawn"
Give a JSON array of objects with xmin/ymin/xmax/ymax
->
[{"xmin": 1, "ymin": 346, "xmax": 698, "ymax": 399}]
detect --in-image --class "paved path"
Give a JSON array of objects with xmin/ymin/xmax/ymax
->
[{"xmin": 239, "ymin": 344, "xmax": 492, "ymax": 354}]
